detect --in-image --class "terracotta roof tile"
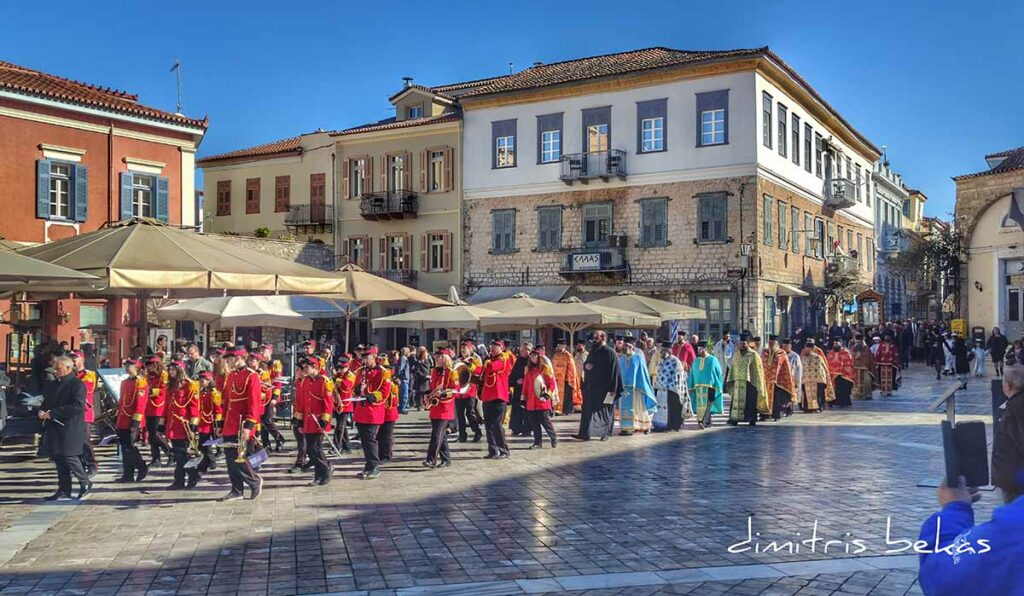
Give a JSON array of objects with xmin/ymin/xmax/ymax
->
[
  {"xmin": 388, "ymin": 83, "xmax": 455, "ymax": 102},
  {"xmin": 461, "ymin": 47, "xmax": 767, "ymax": 97},
  {"xmin": 955, "ymin": 146, "xmax": 1024, "ymax": 181},
  {"xmin": 0, "ymin": 60, "xmax": 207, "ymax": 129},
  {"xmin": 331, "ymin": 112, "xmax": 460, "ymax": 136},
  {"xmin": 197, "ymin": 135, "xmax": 303, "ymax": 165}
]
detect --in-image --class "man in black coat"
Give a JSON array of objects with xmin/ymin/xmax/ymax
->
[
  {"xmin": 573, "ymin": 330, "xmax": 623, "ymax": 441},
  {"xmin": 38, "ymin": 354, "xmax": 92, "ymax": 501}
]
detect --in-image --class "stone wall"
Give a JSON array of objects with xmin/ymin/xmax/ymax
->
[
  {"xmin": 208, "ymin": 234, "xmax": 336, "ymax": 271},
  {"xmin": 955, "ymin": 169, "xmax": 1024, "ymax": 247}
]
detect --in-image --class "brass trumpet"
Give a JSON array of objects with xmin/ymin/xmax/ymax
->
[
  {"xmin": 171, "ymin": 413, "xmax": 201, "ymax": 458},
  {"xmin": 234, "ymin": 415, "xmax": 247, "ymax": 463}
]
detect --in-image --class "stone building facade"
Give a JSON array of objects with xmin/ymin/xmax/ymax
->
[
  {"xmin": 954, "ymin": 146, "xmax": 1024, "ymax": 337},
  {"xmin": 460, "ymin": 47, "xmax": 880, "ymax": 339}
]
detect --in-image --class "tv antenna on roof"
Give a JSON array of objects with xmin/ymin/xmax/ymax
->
[
  {"xmin": 508, "ymin": 62, "xmax": 514, "ymax": 74},
  {"xmin": 169, "ymin": 59, "xmax": 183, "ymax": 114}
]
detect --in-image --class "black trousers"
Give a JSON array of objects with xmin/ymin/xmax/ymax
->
[
  {"xmin": 170, "ymin": 438, "xmax": 198, "ymax": 486},
  {"xmin": 455, "ymin": 398, "xmax": 482, "ymax": 440},
  {"xmin": 291, "ymin": 418, "xmax": 307, "ymax": 465},
  {"xmin": 356, "ymin": 423, "xmax": 381, "ymax": 473},
  {"xmin": 117, "ymin": 428, "xmax": 144, "ymax": 480},
  {"xmin": 53, "ymin": 455, "xmax": 88, "ymax": 495},
  {"xmin": 482, "ymin": 400, "xmax": 509, "ymax": 457},
  {"xmin": 224, "ymin": 446, "xmax": 260, "ymax": 494},
  {"xmin": 666, "ymin": 390, "xmax": 684, "ymax": 430},
  {"xmin": 770, "ymin": 388, "xmax": 792, "ymax": 419},
  {"xmin": 736, "ymin": 382, "xmax": 758, "ymax": 424},
  {"xmin": 333, "ymin": 412, "xmax": 352, "ymax": 452},
  {"xmin": 529, "ymin": 410, "xmax": 557, "ymax": 446},
  {"xmin": 145, "ymin": 416, "xmax": 170, "ymax": 462},
  {"xmin": 509, "ymin": 393, "xmax": 528, "ymax": 435},
  {"xmin": 699, "ymin": 390, "xmax": 715, "ymax": 427},
  {"xmin": 305, "ymin": 433, "xmax": 331, "ymax": 482},
  {"xmin": 561, "ymin": 385, "xmax": 575, "ymax": 415},
  {"xmin": 378, "ymin": 421, "xmax": 395, "ymax": 461},
  {"xmin": 426, "ymin": 418, "xmax": 451, "ymax": 464},
  {"xmin": 81, "ymin": 422, "xmax": 97, "ymax": 470},
  {"xmin": 260, "ymin": 404, "xmax": 285, "ymax": 445},
  {"xmin": 196, "ymin": 432, "xmax": 218, "ymax": 473}
]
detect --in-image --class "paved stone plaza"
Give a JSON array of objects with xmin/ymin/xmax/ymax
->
[{"xmin": 0, "ymin": 365, "xmax": 1000, "ymax": 595}]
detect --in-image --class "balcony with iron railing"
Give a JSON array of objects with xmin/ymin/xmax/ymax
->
[
  {"xmin": 559, "ymin": 234, "xmax": 629, "ymax": 277},
  {"xmin": 371, "ymin": 268, "xmax": 418, "ymax": 284},
  {"xmin": 559, "ymin": 149, "xmax": 627, "ymax": 184},
  {"xmin": 284, "ymin": 204, "xmax": 334, "ymax": 228},
  {"xmin": 359, "ymin": 190, "xmax": 418, "ymax": 220},
  {"xmin": 823, "ymin": 177, "xmax": 856, "ymax": 210}
]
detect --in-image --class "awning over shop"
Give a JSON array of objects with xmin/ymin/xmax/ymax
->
[
  {"xmin": 467, "ymin": 285, "xmax": 570, "ymax": 305},
  {"xmin": 776, "ymin": 283, "xmax": 809, "ymax": 297}
]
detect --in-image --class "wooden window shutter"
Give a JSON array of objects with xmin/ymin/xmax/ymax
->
[
  {"xmin": 420, "ymin": 233, "xmax": 429, "ymax": 272},
  {"xmin": 403, "ymin": 233, "xmax": 412, "ymax": 270},
  {"xmin": 443, "ymin": 231, "xmax": 452, "ymax": 272},
  {"xmin": 359, "ymin": 236, "xmax": 370, "ymax": 269},
  {"xmin": 341, "ymin": 160, "xmax": 350, "ymax": 199},
  {"xmin": 342, "ymin": 238, "xmax": 351, "ymax": 263},
  {"xmin": 379, "ymin": 155, "xmax": 387, "ymax": 192},
  {"xmin": 377, "ymin": 236, "xmax": 386, "ymax": 271},
  {"xmin": 364, "ymin": 157, "xmax": 372, "ymax": 193},
  {"xmin": 419, "ymin": 150, "xmax": 428, "ymax": 193},
  {"xmin": 443, "ymin": 147, "xmax": 454, "ymax": 192},
  {"xmin": 402, "ymin": 151, "xmax": 412, "ymax": 191}
]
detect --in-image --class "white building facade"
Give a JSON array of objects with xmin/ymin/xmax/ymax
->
[
  {"xmin": 872, "ymin": 160, "xmax": 910, "ymax": 319},
  {"xmin": 460, "ymin": 47, "xmax": 879, "ymax": 338}
]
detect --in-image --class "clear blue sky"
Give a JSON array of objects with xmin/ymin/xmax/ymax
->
[{"xmin": 4, "ymin": 0, "xmax": 1021, "ymax": 217}]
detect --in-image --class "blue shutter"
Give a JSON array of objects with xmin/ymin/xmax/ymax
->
[
  {"xmin": 73, "ymin": 164, "xmax": 88, "ymax": 222},
  {"xmin": 119, "ymin": 172, "xmax": 134, "ymax": 220},
  {"xmin": 155, "ymin": 176, "xmax": 170, "ymax": 222},
  {"xmin": 36, "ymin": 160, "xmax": 51, "ymax": 219}
]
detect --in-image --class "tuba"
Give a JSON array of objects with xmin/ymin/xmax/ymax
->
[{"xmin": 426, "ymin": 364, "xmax": 474, "ymax": 408}]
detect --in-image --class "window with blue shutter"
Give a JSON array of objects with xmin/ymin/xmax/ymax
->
[
  {"xmin": 36, "ymin": 159, "xmax": 51, "ymax": 219},
  {"xmin": 537, "ymin": 206, "xmax": 561, "ymax": 251},
  {"xmin": 155, "ymin": 176, "xmax": 169, "ymax": 222},
  {"xmin": 72, "ymin": 164, "xmax": 88, "ymax": 222},
  {"xmin": 639, "ymin": 198, "xmax": 668, "ymax": 247},
  {"xmin": 492, "ymin": 209, "xmax": 516, "ymax": 253},
  {"xmin": 697, "ymin": 192, "xmax": 728, "ymax": 243},
  {"xmin": 119, "ymin": 172, "xmax": 134, "ymax": 220}
]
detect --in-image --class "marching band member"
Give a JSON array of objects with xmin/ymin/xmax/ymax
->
[
  {"xmin": 164, "ymin": 361, "xmax": 200, "ymax": 489},
  {"xmin": 301, "ymin": 340, "xmax": 324, "ymax": 372},
  {"xmin": 380, "ymin": 364, "xmax": 400, "ymax": 464},
  {"xmin": 523, "ymin": 348, "xmax": 559, "ymax": 449},
  {"xmin": 115, "ymin": 359, "xmax": 149, "ymax": 483},
  {"xmin": 424, "ymin": 349, "xmax": 458, "ymax": 468},
  {"xmin": 480, "ymin": 339, "xmax": 514, "ymax": 460},
  {"xmin": 219, "ymin": 348, "xmax": 263, "ymax": 501},
  {"xmin": 257, "ymin": 355, "xmax": 286, "ymax": 451},
  {"xmin": 288, "ymin": 354, "xmax": 311, "ymax": 474},
  {"xmin": 71, "ymin": 350, "xmax": 98, "ymax": 477},
  {"xmin": 332, "ymin": 355, "xmax": 356, "ymax": 454},
  {"xmin": 297, "ymin": 357, "xmax": 335, "ymax": 486},
  {"xmin": 143, "ymin": 355, "xmax": 172, "ymax": 467},
  {"xmin": 259, "ymin": 343, "xmax": 284, "ymax": 381},
  {"xmin": 455, "ymin": 341, "xmax": 483, "ymax": 443},
  {"xmin": 352, "ymin": 347, "xmax": 391, "ymax": 479},
  {"xmin": 195, "ymin": 371, "xmax": 222, "ymax": 474}
]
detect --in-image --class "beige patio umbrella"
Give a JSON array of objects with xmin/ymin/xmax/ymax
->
[
  {"xmin": 590, "ymin": 290, "xmax": 706, "ymax": 321},
  {"xmin": 0, "ymin": 248, "xmax": 100, "ymax": 283},
  {"xmin": 15, "ymin": 218, "xmax": 347, "ymax": 344},
  {"xmin": 472, "ymin": 292, "xmax": 556, "ymax": 313},
  {"xmin": 479, "ymin": 296, "xmax": 661, "ymax": 346},
  {"xmin": 372, "ymin": 304, "xmax": 499, "ymax": 331},
  {"xmin": 323, "ymin": 264, "xmax": 450, "ymax": 351}
]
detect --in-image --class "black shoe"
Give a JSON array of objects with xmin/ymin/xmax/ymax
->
[
  {"xmin": 308, "ymin": 478, "xmax": 323, "ymax": 486},
  {"xmin": 288, "ymin": 465, "xmax": 304, "ymax": 473},
  {"xmin": 341, "ymin": 448, "xmax": 352, "ymax": 455},
  {"xmin": 76, "ymin": 481, "xmax": 94, "ymax": 500},
  {"xmin": 275, "ymin": 440, "xmax": 285, "ymax": 452},
  {"xmin": 529, "ymin": 443, "xmax": 542, "ymax": 449},
  {"xmin": 483, "ymin": 454, "xmax": 496, "ymax": 460},
  {"xmin": 551, "ymin": 440, "xmax": 558, "ymax": 448},
  {"xmin": 473, "ymin": 432, "xmax": 482, "ymax": 443},
  {"xmin": 249, "ymin": 476, "xmax": 264, "ymax": 500},
  {"xmin": 185, "ymin": 476, "xmax": 199, "ymax": 489},
  {"xmin": 43, "ymin": 491, "xmax": 72, "ymax": 502},
  {"xmin": 726, "ymin": 420, "xmax": 738, "ymax": 426},
  {"xmin": 363, "ymin": 468, "xmax": 381, "ymax": 479},
  {"xmin": 380, "ymin": 457, "xmax": 391, "ymax": 464},
  {"xmin": 436, "ymin": 460, "xmax": 451, "ymax": 468},
  {"xmin": 136, "ymin": 461, "xmax": 149, "ymax": 482},
  {"xmin": 166, "ymin": 483, "xmax": 185, "ymax": 490},
  {"xmin": 114, "ymin": 475, "xmax": 132, "ymax": 484},
  {"xmin": 422, "ymin": 460, "xmax": 436, "ymax": 468},
  {"xmin": 456, "ymin": 437, "xmax": 468, "ymax": 443},
  {"xmin": 495, "ymin": 453, "xmax": 509, "ymax": 460},
  {"xmin": 86, "ymin": 466, "xmax": 98, "ymax": 478},
  {"xmin": 218, "ymin": 491, "xmax": 244, "ymax": 502},
  {"xmin": 599, "ymin": 436, "xmax": 609, "ymax": 441}
]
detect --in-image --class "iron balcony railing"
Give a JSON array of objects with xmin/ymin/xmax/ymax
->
[
  {"xmin": 285, "ymin": 203, "xmax": 333, "ymax": 226},
  {"xmin": 371, "ymin": 269, "xmax": 417, "ymax": 284},
  {"xmin": 359, "ymin": 190, "xmax": 419, "ymax": 220},
  {"xmin": 559, "ymin": 149, "xmax": 627, "ymax": 184},
  {"xmin": 823, "ymin": 177, "xmax": 856, "ymax": 210}
]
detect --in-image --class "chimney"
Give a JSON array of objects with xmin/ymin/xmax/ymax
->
[
  {"xmin": 402, "ymin": 76, "xmax": 413, "ymax": 88},
  {"xmin": 532, "ymin": 61, "xmax": 543, "ymax": 67}
]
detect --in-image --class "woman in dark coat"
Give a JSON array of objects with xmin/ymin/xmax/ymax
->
[
  {"xmin": 988, "ymin": 327, "xmax": 1010, "ymax": 377},
  {"xmin": 38, "ymin": 355, "xmax": 91, "ymax": 500},
  {"xmin": 411, "ymin": 346, "xmax": 432, "ymax": 411}
]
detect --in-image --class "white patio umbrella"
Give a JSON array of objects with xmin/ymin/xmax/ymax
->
[
  {"xmin": 479, "ymin": 296, "xmax": 661, "ymax": 346},
  {"xmin": 156, "ymin": 295, "xmax": 313, "ymax": 331}
]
